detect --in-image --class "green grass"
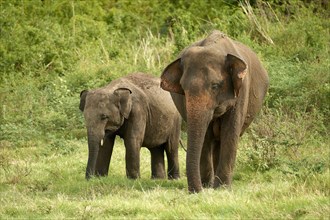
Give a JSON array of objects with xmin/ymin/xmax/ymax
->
[
  {"xmin": 0, "ymin": 0, "xmax": 329, "ymax": 218},
  {"xmin": 1, "ymin": 134, "xmax": 329, "ymax": 219}
]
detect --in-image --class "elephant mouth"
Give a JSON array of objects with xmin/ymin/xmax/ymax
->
[
  {"xmin": 213, "ymin": 100, "xmax": 236, "ymax": 117},
  {"xmin": 100, "ymin": 130, "xmax": 113, "ymax": 147},
  {"xmin": 104, "ymin": 129, "xmax": 116, "ymax": 138},
  {"xmin": 104, "ymin": 126, "xmax": 118, "ymax": 134},
  {"xmin": 105, "ymin": 129, "xmax": 112, "ymax": 135},
  {"xmin": 213, "ymin": 106, "xmax": 230, "ymax": 118}
]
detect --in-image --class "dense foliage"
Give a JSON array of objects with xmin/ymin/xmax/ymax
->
[{"xmin": 0, "ymin": 0, "xmax": 329, "ymax": 218}]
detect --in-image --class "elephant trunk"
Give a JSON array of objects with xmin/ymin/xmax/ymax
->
[
  {"xmin": 85, "ymin": 130, "xmax": 104, "ymax": 179},
  {"xmin": 185, "ymin": 96, "xmax": 212, "ymax": 193}
]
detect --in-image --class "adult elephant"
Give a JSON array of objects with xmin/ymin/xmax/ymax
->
[
  {"xmin": 80, "ymin": 72, "xmax": 181, "ymax": 180},
  {"xmin": 161, "ymin": 30, "xmax": 269, "ymax": 193}
]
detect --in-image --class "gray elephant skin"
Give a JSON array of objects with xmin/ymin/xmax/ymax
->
[
  {"xmin": 161, "ymin": 30, "xmax": 269, "ymax": 193},
  {"xmin": 80, "ymin": 72, "xmax": 181, "ymax": 180}
]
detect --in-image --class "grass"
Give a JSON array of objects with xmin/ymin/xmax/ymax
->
[
  {"xmin": 1, "ymin": 134, "xmax": 329, "ymax": 219},
  {"xmin": 0, "ymin": 0, "xmax": 329, "ymax": 219}
]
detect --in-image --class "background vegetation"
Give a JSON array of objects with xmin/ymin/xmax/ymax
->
[{"xmin": 0, "ymin": 0, "xmax": 329, "ymax": 218}]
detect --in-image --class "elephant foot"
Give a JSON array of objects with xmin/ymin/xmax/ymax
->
[
  {"xmin": 151, "ymin": 173, "xmax": 166, "ymax": 179},
  {"xmin": 188, "ymin": 185, "xmax": 203, "ymax": 194},
  {"xmin": 168, "ymin": 173, "xmax": 180, "ymax": 180},
  {"xmin": 201, "ymin": 172, "xmax": 214, "ymax": 188},
  {"xmin": 95, "ymin": 168, "xmax": 109, "ymax": 177},
  {"xmin": 95, "ymin": 172, "xmax": 108, "ymax": 177},
  {"xmin": 213, "ymin": 175, "xmax": 232, "ymax": 189},
  {"xmin": 126, "ymin": 171, "xmax": 140, "ymax": 179},
  {"xmin": 202, "ymin": 180, "xmax": 214, "ymax": 188}
]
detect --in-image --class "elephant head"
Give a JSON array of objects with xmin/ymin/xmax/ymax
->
[
  {"xmin": 160, "ymin": 36, "xmax": 248, "ymax": 192},
  {"xmin": 79, "ymin": 87, "xmax": 132, "ymax": 179}
]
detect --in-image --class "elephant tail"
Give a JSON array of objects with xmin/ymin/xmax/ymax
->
[{"xmin": 179, "ymin": 139, "xmax": 187, "ymax": 152}]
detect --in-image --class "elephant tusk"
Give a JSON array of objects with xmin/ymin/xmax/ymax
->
[{"xmin": 100, "ymin": 139, "xmax": 104, "ymax": 147}]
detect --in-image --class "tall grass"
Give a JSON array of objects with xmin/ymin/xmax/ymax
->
[{"xmin": 0, "ymin": 0, "xmax": 329, "ymax": 218}]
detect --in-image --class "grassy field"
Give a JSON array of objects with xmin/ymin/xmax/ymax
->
[
  {"xmin": 0, "ymin": 0, "xmax": 329, "ymax": 219},
  {"xmin": 0, "ymin": 136, "xmax": 328, "ymax": 219}
]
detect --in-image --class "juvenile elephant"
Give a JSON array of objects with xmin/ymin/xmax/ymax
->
[
  {"xmin": 161, "ymin": 30, "xmax": 269, "ymax": 193},
  {"xmin": 80, "ymin": 72, "xmax": 181, "ymax": 180}
]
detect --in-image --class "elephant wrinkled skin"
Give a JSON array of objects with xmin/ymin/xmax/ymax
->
[
  {"xmin": 80, "ymin": 73, "xmax": 181, "ymax": 180},
  {"xmin": 161, "ymin": 30, "xmax": 269, "ymax": 193}
]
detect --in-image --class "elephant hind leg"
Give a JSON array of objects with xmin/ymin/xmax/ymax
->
[
  {"xmin": 165, "ymin": 141, "xmax": 180, "ymax": 180},
  {"xmin": 164, "ymin": 116, "xmax": 181, "ymax": 180},
  {"xmin": 149, "ymin": 147, "xmax": 166, "ymax": 179},
  {"xmin": 200, "ymin": 125, "xmax": 217, "ymax": 187},
  {"xmin": 200, "ymin": 148, "xmax": 215, "ymax": 187}
]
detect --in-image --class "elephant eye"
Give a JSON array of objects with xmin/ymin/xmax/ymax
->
[
  {"xmin": 211, "ymin": 82, "xmax": 222, "ymax": 90},
  {"xmin": 100, "ymin": 114, "xmax": 108, "ymax": 120}
]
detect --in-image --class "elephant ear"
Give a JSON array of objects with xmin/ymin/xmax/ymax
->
[
  {"xmin": 160, "ymin": 58, "xmax": 184, "ymax": 95},
  {"xmin": 114, "ymin": 88, "xmax": 132, "ymax": 119},
  {"xmin": 225, "ymin": 54, "xmax": 248, "ymax": 98},
  {"xmin": 79, "ymin": 90, "xmax": 89, "ymax": 112}
]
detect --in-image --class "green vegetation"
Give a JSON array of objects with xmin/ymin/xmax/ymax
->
[{"xmin": 0, "ymin": 0, "xmax": 329, "ymax": 218}]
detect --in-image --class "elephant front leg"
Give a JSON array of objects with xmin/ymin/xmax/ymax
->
[
  {"xmin": 149, "ymin": 147, "xmax": 166, "ymax": 179},
  {"xmin": 124, "ymin": 138, "xmax": 142, "ymax": 179},
  {"xmin": 95, "ymin": 134, "xmax": 115, "ymax": 176}
]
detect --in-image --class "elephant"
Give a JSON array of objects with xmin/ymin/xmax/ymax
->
[
  {"xmin": 160, "ymin": 30, "xmax": 269, "ymax": 193},
  {"xmin": 79, "ymin": 72, "xmax": 181, "ymax": 180}
]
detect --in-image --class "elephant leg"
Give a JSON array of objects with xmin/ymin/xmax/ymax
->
[
  {"xmin": 214, "ymin": 115, "xmax": 240, "ymax": 188},
  {"xmin": 212, "ymin": 140, "xmax": 220, "ymax": 176},
  {"xmin": 149, "ymin": 147, "xmax": 166, "ymax": 179},
  {"xmin": 165, "ymin": 140, "xmax": 180, "ymax": 180},
  {"xmin": 200, "ymin": 125, "xmax": 215, "ymax": 187},
  {"xmin": 124, "ymin": 137, "xmax": 142, "ymax": 179},
  {"xmin": 212, "ymin": 118, "xmax": 221, "ymax": 177},
  {"xmin": 214, "ymin": 141, "xmax": 238, "ymax": 188},
  {"xmin": 95, "ymin": 134, "xmax": 115, "ymax": 176}
]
